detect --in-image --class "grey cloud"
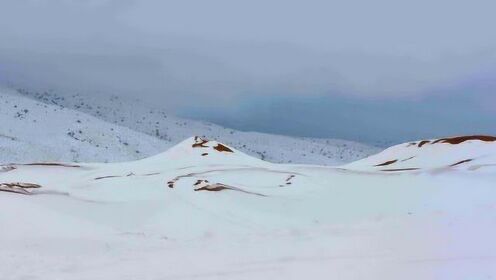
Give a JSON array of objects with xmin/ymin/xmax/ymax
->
[{"xmin": 0, "ymin": 0, "xmax": 495, "ymax": 142}]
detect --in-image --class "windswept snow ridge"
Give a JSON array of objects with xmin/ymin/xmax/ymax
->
[{"xmin": 345, "ymin": 135, "xmax": 496, "ymax": 172}]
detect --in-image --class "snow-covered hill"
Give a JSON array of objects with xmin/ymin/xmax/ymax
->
[
  {"xmin": 1, "ymin": 136, "xmax": 496, "ymax": 279},
  {"xmin": 12, "ymin": 87, "xmax": 378, "ymax": 164},
  {"xmin": 345, "ymin": 135, "xmax": 496, "ymax": 172},
  {"xmin": 0, "ymin": 88, "xmax": 169, "ymax": 163}
]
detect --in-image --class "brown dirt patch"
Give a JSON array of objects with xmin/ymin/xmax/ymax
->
[
  {"xmin": 450, "ymin": 159, "xmax": 474, "ymax": 167},
  {"xmin": 375, "ymin": 159, "xmax": 398, "ymax": 167},
  {"xmin": 283, "ymin": 175, "xmax": 295, "ymax": 186},
  {"xmin": 432, "ymin": 135, "xmax": 496, "ymax": 145},
  {"xmin": 0, "ymin": 182, "xmax": 42, "ymax": 195},
  {"xmin": 22, "ymin": 163, "xmax": 81, "ymax": 168},
  {"xmin": 214, "ymin": 144, "xmax": 233, "ymax": 153},
  {"xmin": 194, "ymin": 184, "xmax": 229, "ymax": 192},
  {"xmin": 194, "ymin": 179, "xmax": 209, "ymax": 186},
  {"xmin": 418, "ymin": 140, "xmax": 431, "ymax": 147},
  {"xmin": 94, "ymin": 175, "xmax": 122, "ymax": 180},
  {"xmin": 380, "ymin": 168, "xmax": 420, "ymax": 172},
  {"xmin": 194, "ymin": 183, "xmax": 266, "ymax": 197},
  {"xmin": 143, "ymin": 172, "xmax": 160, "ymax": 176},
  {"xmin": 401, "ymin": 156, "xmax": 415, "ymax": 162},
  {"xmin": 167, "ymin": 172, "xmax": 199, "ymax": 188},
  {"xmin": 192, "ymin": 136, "xmax": 209, "ymax": 148}
]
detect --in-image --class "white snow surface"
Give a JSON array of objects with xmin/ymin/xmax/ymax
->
[
  {"xmin": 10, "ymin": 87, "xmax": 378, "ymax": 165},
  {"xmin": 345, "ymin": 136, "xmax": 496, "ymax": 172},
  {"xmin": 0, "ymin": 88, "xmax": 170, "ymax": 163},
  {"xmin": 1, "ymin": 136, "xmax": 496, "ymax": 279}
]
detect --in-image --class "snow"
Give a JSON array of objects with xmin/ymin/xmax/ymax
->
[
  {"xmin": 1, "ymin": 136, "xmax": 496, "ymax": 279},
  {"xmin": 11, "ymin": 87, "xmax": 378, "ymax": 165},
  {"xmin": 0, "ymin": 87, "xmax": 170, "ymax": 163},
  {"xmin": 345, "ymin": 136, "xmax": 496, "ymax": 172}
]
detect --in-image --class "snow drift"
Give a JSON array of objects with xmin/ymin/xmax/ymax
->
[
  {"xmin": 345, "ymin": 135, "xmax": 496, "ymax": 172},
  {"xmin": 1, "ymin": 135, "xmax": 496, "ymax": 279}
]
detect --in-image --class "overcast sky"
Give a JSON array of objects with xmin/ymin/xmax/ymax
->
[{"xmin": 1, "ymin": 0, "xmax": 495, "ymax": 143}]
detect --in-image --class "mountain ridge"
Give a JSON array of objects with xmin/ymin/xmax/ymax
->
[{"xmin": 9, "ymin": 86, "xmax": 378, "ymax": 165}]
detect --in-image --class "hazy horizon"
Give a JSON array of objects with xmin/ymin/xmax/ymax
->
[{"xmin": 1, "ymin": 0, "xmax": 495, "ymax": 144}]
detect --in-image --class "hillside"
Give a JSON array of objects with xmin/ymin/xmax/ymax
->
[
  {"xmin": 1, "ymin": 136, "xmax": 495, "ymax": 279},
  {"xmin": 0, "ymin": 88, "xmax": 169, "ymax": 163},
  {"xmin": 13, "ymin": 87, "xmax": 378, "ymax": 165},
  {"xmin": 345, "ymin": 135, "xmax": 496, "ymax": 172}
]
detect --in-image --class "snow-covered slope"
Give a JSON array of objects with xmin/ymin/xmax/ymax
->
[
  {"xmin": 1, "ymin": 136, "xmax": 496, "ymax": 279},
  {"xmin": 13, "ymin": 88, "xmax": 378, "ymax": 164},
  {"xmin": 0, "ymin": 88, "xmax": 170, "ymax": 163},
  {"xmin": 345, "ymin": 135, "xmax": 496, "ymax": 172},
  {"xmin": 1, "ymin": 87, "xmax": 377, "ymax": 165}
]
